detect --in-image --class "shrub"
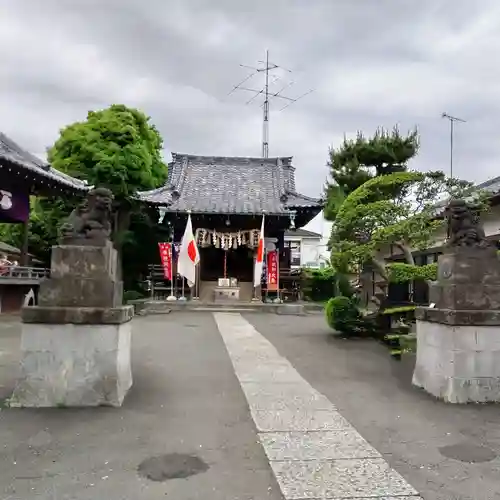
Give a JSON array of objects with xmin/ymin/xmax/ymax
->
[
  {"xmin": 325, "ymin": 296, "xmax": 363, "ymax": 335},
  {"xmin": 337, "ymin": 272, "xmax": 355, "ymax": 298},
  {"xmin": 400, "ymin": 333, "xmax": 417, "ymax": 353},
  {"xmin": 123, "ymin": 290, "xmax": 145, "ymax": 303},
  {"xmin": 387, "ymin": 262, "xmax": 437, "ymax": 283},
  {"xmin": 302, "ymin": 267, "xmax": 337, "ymax": 302}
]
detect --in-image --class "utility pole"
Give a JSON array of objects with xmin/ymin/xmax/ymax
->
[
  {"xmin": 441, "ymin": 112, "xmax": 466, "ymax": 178},
  {"xmin": 262, "ymin": 50, "xmax": 270, "ymax": 158},
  {"xmin": 228, "ymin": 49, "xmax": 313, "ymax": 158}
]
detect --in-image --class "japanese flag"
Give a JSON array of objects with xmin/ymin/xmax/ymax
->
[
  {"xmin": 177, "ymin": 214, "xmax": 200, "ymax": 287},
  {"xmin": 253, "ymin": 215, "xmax": 265, "ymax": 287}
]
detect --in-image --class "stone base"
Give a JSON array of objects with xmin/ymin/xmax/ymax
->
[
  {"xmin": 11, "ymin": 321, "xmax": 132, "ymax": 407},
  {"xmin": 214, "ymin": 286, "xmax": 240, "ymax": 302},
  {"xmin": 413, "ymin": 319, "xmax": 500, "ymax": 403}
]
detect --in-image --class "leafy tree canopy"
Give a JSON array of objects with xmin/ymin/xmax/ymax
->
[
  {"xmin": 329, "ymin": 170, "xmax": 484, "ymax": 285},
  {"xmin": 324, "ymin": 127, "xmax": 419, "ymax": 220},
  {"xmin": 48, "ymin": 104, "xmax": 168, "ymax": 200},
  {"xmin": 0, "ymin": 104, "xmax": 168, "ymax": 282}
]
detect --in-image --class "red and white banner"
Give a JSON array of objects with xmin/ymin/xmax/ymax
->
[
  {"xmin": 253, "ymin": 215, "xmax": 265, "ymax": 287},
  {"xmin": 177, "ymin": 214, "xmax": 200, "ymax": 287},
  {"xmin": 158, "ymin": 242, "xmax": 173, "ymax": 280},
  {"xmin": 267, "ymin": 250, "xmax": 279, "ymax": 292}
]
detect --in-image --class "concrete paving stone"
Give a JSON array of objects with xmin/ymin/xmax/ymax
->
[
  {"xmin": 234, "ymin": 362, "xmax": 306, "ymax": 383},
  {"xmin": 291, "ymin": 498, "xmax": 423, "ymax": 500},
  {"xmin": 250, "ymin": 408, "xmax": 352, "ymax": 432},
  {"xmin": 270, "ymin": 458, "xmax": 419, "ymax": 499},
  {"xmin": 240, "ymin": 382, "xmax": 335, "ymax": 411},
  {"xmin": 259, "ymin": 430, "xmax": 381, "ymax": 461},
  {"xmin": 326, "ymin": 498, "xmax": 423, "ymax": 500},
  {"xmin": 224, "ymin": 345, "xmax": 282, "ymax": 361}
]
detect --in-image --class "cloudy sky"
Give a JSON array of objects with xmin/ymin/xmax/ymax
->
[{"xmin": 2, "ymin": 0, "xmax": 500, "ymax": 234}]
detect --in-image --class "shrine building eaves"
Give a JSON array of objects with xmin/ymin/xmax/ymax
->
[
  {"xmin": 136, "ymin": 153, "xmax": 323, "ymax": 215},
  {"xmin": 0, "ymin": 132, "xmax": 89, "ymax": 194}
]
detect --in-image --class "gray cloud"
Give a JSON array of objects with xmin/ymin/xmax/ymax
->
[{"xmin": 1, "ymin": 0, "xmax": 500, "ymax": 233}]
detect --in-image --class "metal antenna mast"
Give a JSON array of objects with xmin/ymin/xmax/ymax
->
[
  {"xmin": 228, "ymin": 49, "xmax": 313, "ymax": 158},
  {"xmin": 441, "ymin": 112, "xmax": 466, "ymax": 178}
]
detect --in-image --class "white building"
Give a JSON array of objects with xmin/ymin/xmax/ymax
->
[{"xmin": 284, "ymin": 229, "xmax": 329, "ymax": 269}]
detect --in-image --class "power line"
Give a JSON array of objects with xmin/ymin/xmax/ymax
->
[
  {"xmin": 228, "ymin": 49, "xmax": 314, "ymax": 158},
  {"xmin": 441, "ymin": 112, "xmax": 466, "ymax": 178}
]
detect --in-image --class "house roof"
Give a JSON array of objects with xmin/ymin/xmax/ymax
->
[
  {"xmin": 137, "ymin": 153, "xmax": 323, "ymax": 215},
  {"xmin": 477, "ymin": 175, "xmax": 500, "ymax": 194},
  {"xmin": 0, "ymin": 132, "xmax": 89, "ymax": 192},
  {"xmin": 432, "ymin": 174, "xmax": 500, "ymax": 214},
  {"xmin": 285, "ymin": 228, "xmax": 322, "ymax": 238}
]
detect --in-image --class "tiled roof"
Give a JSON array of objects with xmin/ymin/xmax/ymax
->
[
  {"xmin": 477, "ymin": 175, "xmax": 500, "ymax": 194},
  {"xmin": 137, "ymin": 153, "xmax": 323, "ymax": 214},
  {"xmin": 0, "ymin": 132, "xmax": 89, "ymax": 191},
  {"xmin": 285, "ymin": 228, "xmax": 322, "ymax": 238},
  {"xmin": 432, "ymin": 174, "xmax": 500, "ymax": 214}
]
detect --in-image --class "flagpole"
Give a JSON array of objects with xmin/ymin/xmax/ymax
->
[
  {"xmin": 178, "ymin": 211, "xmax": 188, "ymax": 302},
  {"xmin": 252, "ymin": 212, "xmax": 265, "ymax": 302},
  {"xmin": 253, "ymin": 250, "xmax": 258, "ymax": 300},
  {"xmin": 180, "ymin": 211, "xmax": 186, "ymax": 300},
  {"xmin": 166, "ymin": 222, "xmax": 177, "ymax": 301}
]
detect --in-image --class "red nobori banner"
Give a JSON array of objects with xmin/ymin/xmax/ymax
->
[
  {"xmin": 267, "ymin": 250, "xmax": 278, "ymax": 291},
  {"xmin": 158, "ymin": 242, "xmax": 173, "ymax": 280}
]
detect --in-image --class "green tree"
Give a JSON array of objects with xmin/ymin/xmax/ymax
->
[
  {"xmin": 47, "ymin": 104, "xmax": 168, "ymax": 288},
  {"xmin": 48, "ymin": 104, "xmax": 167, "ymax": 236},
  {"xmin": 0, "ymin": 197, "xmax": 70, "ymax": 264},
  {"xmin": 324, "ymin": 127, "xmax": 419, "ymax": 221},
  {"xmin": 0, "ymin": 105, "xmax": 168, "ymax": 293},
  {"xmin": 330, "ymin": 170, "xmax": 483, "ymax": 307}
]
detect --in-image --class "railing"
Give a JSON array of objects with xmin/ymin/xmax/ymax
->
[
  {"xmin": 147, "ymin": 264, "xmax": 192, "ymax": 300},
  {"xmin": 0, "ymin": 265, "xmax": 49, "ymax": 282}
]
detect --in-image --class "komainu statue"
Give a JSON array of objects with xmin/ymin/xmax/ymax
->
[
  {"xmin": 445, "ymin": 198, "xmax": 489, "ymax": 248},
  {"xmin": 59, "ymin": 187, "xmax": 114, "ymax": 244}
]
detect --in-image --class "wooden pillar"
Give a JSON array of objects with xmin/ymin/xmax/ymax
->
[{"xmin": 20, "ymin": 219, "xmax": 29, "ymax": 266}]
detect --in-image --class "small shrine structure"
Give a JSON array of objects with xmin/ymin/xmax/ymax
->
[
  {"xmin": 138, "ymin": 153, "xmax": 322, "ymax": 302},
  {"xmin": 0, "ymin": 133, "xmax": 89, "ymax": 312}
]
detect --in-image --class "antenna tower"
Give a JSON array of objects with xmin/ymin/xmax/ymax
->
[
  {"xmin": 441, "ymin": 112, "xmax": 466, "ymax": 178},
  {"xmin": 228, "ymin": 49, "xmax": 313, "ymax": 158}
]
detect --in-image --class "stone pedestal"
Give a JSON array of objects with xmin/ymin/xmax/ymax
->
[
  {"xmin": 413, "ymin": 248, "xmax": 500, "ymax": 403},
  {"xmin": 214, "ymin": 286, "xmax": 240, "ymax": 302},
  {"xmin": 11, "ymin": 241, "xmax": 133, "ymax": 408}
]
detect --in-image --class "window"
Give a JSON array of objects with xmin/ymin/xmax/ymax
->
[{"xmin": 285, "ymin": 240, "xmax": 301, "ymax": 267}]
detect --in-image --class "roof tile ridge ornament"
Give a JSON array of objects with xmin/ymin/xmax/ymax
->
[
  {"xmin": 289, "ymin": 191, "xmax": 322, "ymax": 202},
  {"xmin": 174, "ymin": 155, "xmax": 189, "ymax": 196},
  {"xmin": 275, "ymin": 157, "xmax": 287, "ymax": 202},
  {"xmin": 275, "ymin": 156, "xmax": 295, "ymax": 193}
]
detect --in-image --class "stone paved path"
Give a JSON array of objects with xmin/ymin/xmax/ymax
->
[
  {"xmin": 0, "ymin": 314, "xmax": 282, "ymax": 500},
  {"xmin": 1, "ymin": 312, "xmax": 500, "ymax": 499},
  {"xmin": 215, "ymin": 312, "xmax": 421, "ymax": 500},
  {"xmin": 246, "ymin": 312, "xmax": 500, "ymax": 500}
]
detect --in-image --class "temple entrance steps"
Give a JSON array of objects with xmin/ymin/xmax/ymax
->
[{"xmin": 198, "ymin": 280, "xmax": 254, "ymax": 303}]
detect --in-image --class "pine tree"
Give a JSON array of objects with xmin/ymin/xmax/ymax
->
[{"xmin": 324, "ymin": 127, "xmax": 419, "ymax": 221}]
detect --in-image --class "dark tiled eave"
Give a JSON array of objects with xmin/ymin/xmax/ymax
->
[
  {"xmin": 0, "ymin": 132, "xmax": 89, "ymax": 193},
  {"xmin": 136, "ymin": 153, "xmax": 322, "ymax": 215}
]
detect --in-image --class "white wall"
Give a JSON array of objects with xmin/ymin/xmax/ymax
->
[
  {"xmin": 302, "ymin": 211, "xmax": 332, "ymax": 263},
  {"xmin": 284, "ymin": 235, "xmax": 325, "ymax": 268},
  {"xmin": 300, "ymin": 238, "xmax": 322, "ymax": 267}
]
